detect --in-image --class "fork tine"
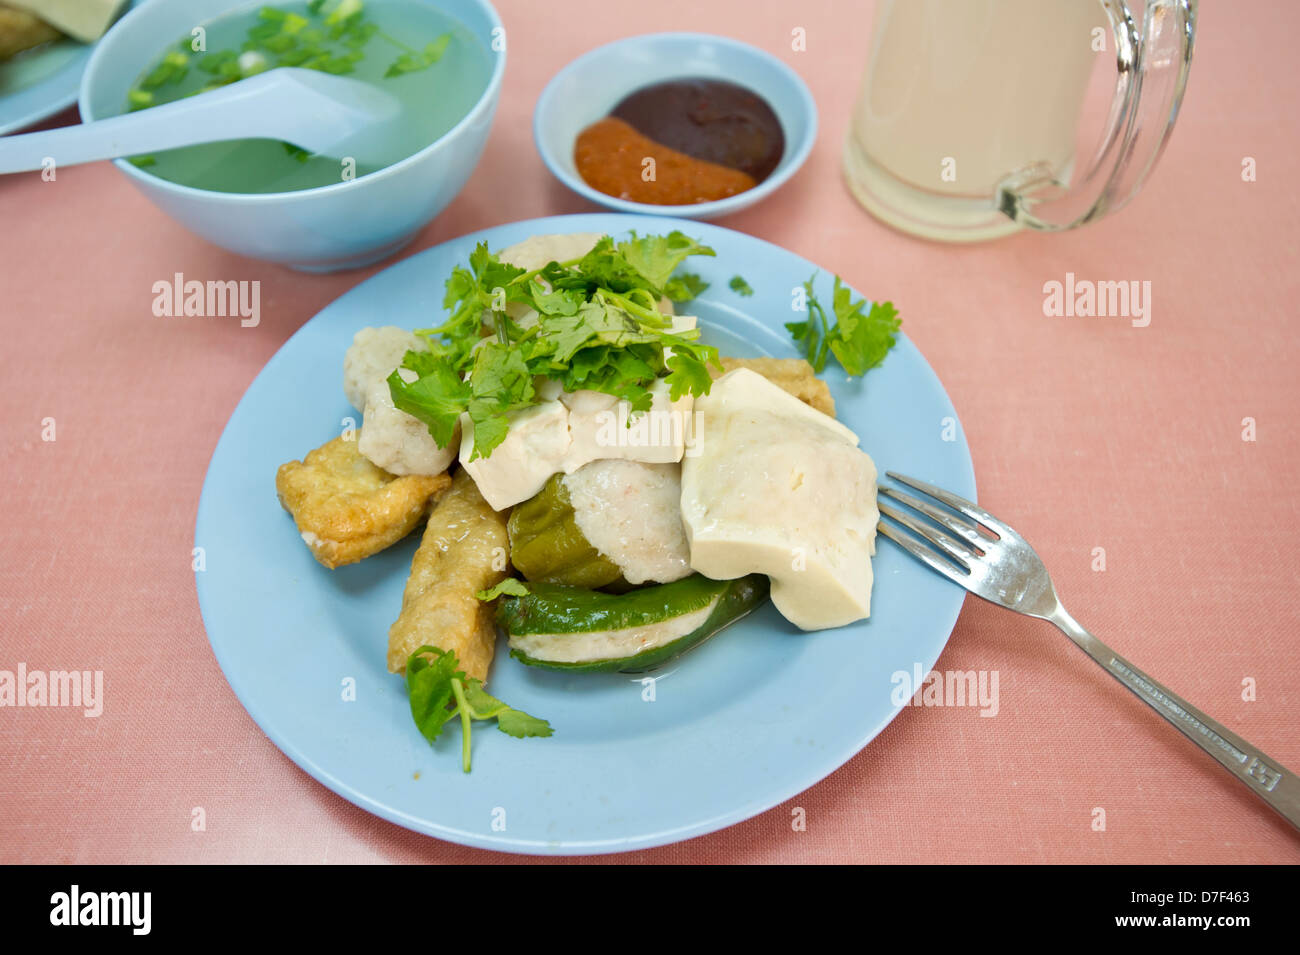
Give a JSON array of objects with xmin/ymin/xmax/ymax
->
[
  {"xmin": 879, "ymin": 486, "xmax": 985, "ymax": 552},
  {"xmin": 884, "ymin": 472, "xmax": 1010, "ymax": 539},
  {"xmin": 878, "ymin": 500, "xmax": 974, "ymax": 567},
  {"xmin": 876, "ymin": 520, "xmax": 971, "ymax": 588}
]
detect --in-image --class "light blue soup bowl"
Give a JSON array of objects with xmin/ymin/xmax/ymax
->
[
  {"xmin": 534, "ymin": 32, "xmax": 817, "ymax": 220},
  {"xmin": 79, "ymin": 0, "xmax": 505, "ymax": 271}
]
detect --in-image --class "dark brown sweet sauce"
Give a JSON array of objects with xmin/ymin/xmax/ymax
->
[{"xmin": 573, "ymin": 78, "xmax": 785, "ymax": 206}]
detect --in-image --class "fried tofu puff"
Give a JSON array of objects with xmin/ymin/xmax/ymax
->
[
  {"xmin": 276, "ymin": 436, "xmax": 450, "ymax": 569},
  {"xmin": 387, "ymin": 469, "xmax": 509, "ymax": 683},
  {"xmin": 712, "ymin": 357, "xmax": 836, "ymax": 418}
]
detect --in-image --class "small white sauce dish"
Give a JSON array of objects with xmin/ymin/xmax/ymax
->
[{"xmin": 533, "ymin": 32, "xmax": 817, "ymax": 220}]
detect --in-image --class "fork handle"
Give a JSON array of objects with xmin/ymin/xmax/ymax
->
[{"xmin": 1051, "ymin": 606, "xmax": 1300, "ymax": 831}]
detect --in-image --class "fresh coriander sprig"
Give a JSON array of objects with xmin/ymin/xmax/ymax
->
[
  {"xmin": 406, "ymin": 645, "xmax": 552, "ymax": 773},
  {"xmin": 389, "ymin": 231, "xmax": 722, "ymax": 461},
  {"xmin": 786, "ymin": 273, "xmax": 900, "ymax": 376}
]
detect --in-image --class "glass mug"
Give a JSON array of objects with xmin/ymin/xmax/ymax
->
[{"xmin": 843, "ymin": 0, "xmax": 1198, "ymax": 241}]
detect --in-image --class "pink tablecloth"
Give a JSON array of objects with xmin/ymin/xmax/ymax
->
[{"xmin": 1, "ymin": 0, "xmax": 1297, "ymax": 864}]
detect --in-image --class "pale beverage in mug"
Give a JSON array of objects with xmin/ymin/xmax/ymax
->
[{"xmin": 843, "ymin": 0, "xmax": 1198, "ymax": 241}]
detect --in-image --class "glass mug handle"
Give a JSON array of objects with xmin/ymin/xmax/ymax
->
[{"xmin": 996, "ymin": 0, "xmax": 1198, "ymax": 231}]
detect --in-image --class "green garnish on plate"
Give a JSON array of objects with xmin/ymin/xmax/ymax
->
[
  {"xmin": 388, "ymin": 231, "xmax": 722, "ymax": 462},
  {"xmin": 786, "ymin": 274, "xmax": 901, "ymax": 376},
  {"xmin": 476, "ymin": 578, "xmax": 530, "ymax": 601},
  {"xmin": 728, "ymin": 274, "xmax": 754, "ymax": 297},
  {"xmin": 405, "ymin": 645, "xmax": 552, "ymax": 773}
]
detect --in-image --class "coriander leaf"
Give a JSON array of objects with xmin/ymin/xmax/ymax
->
[
  {"xmin": 469, "ymin": 239, "xmax": 527, "ymax": 295},
  {"xmin": 476, "ymin": 578, "xmax": 530, "ymax": 601},
  {"xmin": 787, "ymin": 273, "xmax": 900, "ymax": 377},
  {"xmin": 561, "ymin": 344, "xmax": 658, "ymax": 403},
  {"xmin": 664, "ymin": 350, "xmax": 716, "ymax": 402},
  {"xmin": 788, "ymin": 273, "xmax": 832, "ymax": 372},
  {"xmin": 573, "ymin": 237, "xmax": 656, "ymax": 295},
  {"xmin": 421, "ymin": 245, "xmax": 530, "ymax": 372},
  {"xmin": 405, "ymin": 646, "xmax": 553, "ymax": 772},
  {"xmin": 461, "ymin": 681, "xmax": 554, "ymax": 739},
  {"xmin": 562, "ymin": 344, "xmax": 656, "ymax": 412},
  {"xmin": 784, "ymin": 318, "xmax": 810, "ymax": 343},
  {"xmin": 526, "ymin": 282, "xmax": 584, "ymax": 317},
  {"xmin": 470, "ymin": 341, "xmax": 534, "ymax": 403},
  {"xmin": 662, "ymin": 272, "xmax": 709, "ymax": 302},
  {"xmin": 464, "ymin": 410, "xmax": 510, "ymax": 461},
  {"xmin": 562, "ymin": 344, "xmax": 611, "ymax": 387},
  {"xmin": 495, "ymin": 707, "xmax": 555, "ymax": 739},
  {"xmin": 386, "ymin": 361, "xmax": 468, "ymax": 449},
  {"xmin": 540, "ymin": 302, "xmax": 658, "ymax": 364},
  {"xmin": 405, "ymin": 645, "xmax": 466, "ymax": 744},
  {"xmin": 464, "ymin": 342, "xmax": 536, "ymax": 460},
  {"xmin": 536, "ymin": 259, "xmax": 595, "ymax": 293},
  {"xmin": 399, "ymin": 348, "xmax": 442, "ymax": 377},
  {"xmin": 616, "ymin": 231, "xmax": 716, "ymax": 294},
  {"xmin": 728, "ymin": 275, "xmax": 754, "ymax": 297},
  {"xmin": 442, "ymin": 263, "xmax": 478, "ymax": 309},
  {"xmin": 825, "ymin": 277, "xmax": 901, "ymax": 376}
]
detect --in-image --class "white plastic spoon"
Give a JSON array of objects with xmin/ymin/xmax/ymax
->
[{"xmin": 0, "ymin": 67, "xmax": 402, "ymax": 174}]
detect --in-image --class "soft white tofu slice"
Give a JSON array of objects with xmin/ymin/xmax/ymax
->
[
  {"xmin": 680, "ymin": 369, "xmax": 879, "ymax": 631},
  {"xmin": 458, "ymin": 401, "xmax": 571, "ymax": 511},
  {"xmin": 562, "ymin": 379, "xmax": 694, "ymax": 473}
]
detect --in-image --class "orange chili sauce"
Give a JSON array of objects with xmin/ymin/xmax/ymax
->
[{"xmin": 574, "ymin": 117, "xmax": 759, "ymax": 205}]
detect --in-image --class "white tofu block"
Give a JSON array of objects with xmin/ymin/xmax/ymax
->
[
  {"xmin": 458, "ymin": 401, "xmax": 571, "ymax": 511},
  {"xmin": 680, "ymin": 369, "xmax": 879, "ymax": 631}
]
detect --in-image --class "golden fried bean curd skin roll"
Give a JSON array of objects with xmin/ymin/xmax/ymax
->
[
  {"xmin": 712, "ymin": 357, "xmax": 836, "ymax": 418},
  {"xmin": 276, "ymin": 435, "xmax": 451, "ymax": 569},
  {"xmin": 387, "ymin": 469, "xmax": 510, "ymax": 683}
]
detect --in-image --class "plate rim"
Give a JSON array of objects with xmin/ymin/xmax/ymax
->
[{"xmin": 193, "ymin": 212, "xmax": 975, "ymax": 855}]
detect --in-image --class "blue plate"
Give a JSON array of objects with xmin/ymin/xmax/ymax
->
[
  {"xmin": 195, "ymin": 213, "xmax": 975, "ymax": 854},
  {"xmin": 0, "ymin": 2, "xmax": 139, "ymax": 136}
]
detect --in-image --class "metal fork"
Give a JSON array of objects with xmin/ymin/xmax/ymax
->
[{"xmin": 878, "ymin": 471, "xmax": 1300, "ymax": 832}]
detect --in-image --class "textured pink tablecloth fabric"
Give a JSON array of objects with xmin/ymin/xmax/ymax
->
[{"xmin": 1, "ymin": 0, "xmax": 1297, "ymax": 864}]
